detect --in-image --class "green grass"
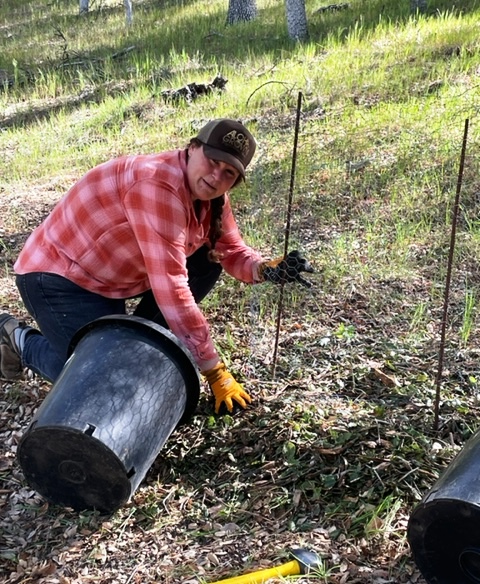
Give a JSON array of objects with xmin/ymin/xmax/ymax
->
[{"xmin": 2, "ymin": 0, "xmax": 480, "ymax": 582}]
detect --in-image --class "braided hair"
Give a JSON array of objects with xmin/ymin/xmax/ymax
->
[{"xmin": 207, "ymin": 194, "xmax": 225, "ymax": 263}]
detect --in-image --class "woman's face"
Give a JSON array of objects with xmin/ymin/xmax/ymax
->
[{"xmin": 187, "ymin": 143, "xmax": 240, "ymax": 201}]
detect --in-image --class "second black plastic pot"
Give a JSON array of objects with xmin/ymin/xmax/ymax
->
[{"xmin": 408, "ymin": 427, "xmax": 480, "ymax": 583}]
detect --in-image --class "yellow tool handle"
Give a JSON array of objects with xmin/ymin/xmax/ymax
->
[{"xmin": 208, "ymin": 559, "xmax": 301, "ymax": 584}]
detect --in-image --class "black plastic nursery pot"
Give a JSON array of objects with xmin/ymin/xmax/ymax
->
[
  {"xmin": 408, "ymin": 428, "xmax": 480, "ymax": 584},
  {"xmin": 17, "ymin": 315, "xmax": 200, "ymax": 514}
]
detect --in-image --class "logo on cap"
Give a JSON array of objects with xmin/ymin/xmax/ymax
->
[{"xmin": 222, "ymin": 130, "xmax": 250, "ymax": 157}]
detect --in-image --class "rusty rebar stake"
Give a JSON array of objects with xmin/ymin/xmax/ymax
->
[
  {"xmin": 433, "ymin": 118, "xmax": 469, "ymax": 431},
  {"xmin": 272, "ymin": 91, "xmax": 303, "ymax": 377}
]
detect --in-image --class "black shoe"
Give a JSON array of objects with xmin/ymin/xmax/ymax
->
[{"xmin": 0, "ymin": 313, "xmax": 24, "ymax": 380}]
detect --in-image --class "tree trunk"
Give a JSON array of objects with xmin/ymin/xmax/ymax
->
[
  {"xmin": 411, "ymin": 0, "xmax": 427, "ymax": 13},
  {"xmin": 226, "ymin": 0, "xmax": 257, "ymax": 25},
  {"xmin": 124, "ymin": 0, "xmax": 133, "ymax": 25},
  {"xmin": 80, "ymin": 0, "xmax": 132, "ymax": 24},
  {"xmin": 285, "ymin": 0, "xmax": 308, "ymax": 41}
]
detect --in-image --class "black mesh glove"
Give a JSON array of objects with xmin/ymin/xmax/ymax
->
[{"xmin": 261, "ymin": 250, "xmax": 314, "ymax": 288}]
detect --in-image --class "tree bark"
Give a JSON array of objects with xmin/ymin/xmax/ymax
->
[
  {"xmin": 411, "ymin": 0, "xmax": 427, "ymax": 13},
  {"xmin": 226, "ymin": 0, "xmax": 257, "ymax": 25},
  {"xmin": 124, "ymin": 0, "xmax": 133, "ymax": 25},
  {"xmin": 80, "ymin": 0, "xmax": 132, "ymax": 24},
  {"xmin": 285, "ymin": 0, "xmax": 308, "ymax": 41}
]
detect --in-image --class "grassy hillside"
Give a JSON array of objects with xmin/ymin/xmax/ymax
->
[{"xmin": 1, "ymin": 0, "xmax": 480, "ymax": 582}]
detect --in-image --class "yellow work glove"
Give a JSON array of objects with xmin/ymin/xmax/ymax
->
[{"xmin": 203, "ymin": 362, "xmax": 252, "ymax": 414}]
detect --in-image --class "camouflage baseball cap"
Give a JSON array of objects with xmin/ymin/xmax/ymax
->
[{"xmin": 196, "ymin": 119, "xmax": 256, "ymax": 178}]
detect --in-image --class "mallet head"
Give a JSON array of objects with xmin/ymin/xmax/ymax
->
[{"xmin": 290, "ymin": 548, "xmax": 322, "ymax": 574}]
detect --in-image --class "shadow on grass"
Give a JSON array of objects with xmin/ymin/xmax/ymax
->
[{"xmin": 1, "ymin": 0, "xmax": 478, "ymax": 131}]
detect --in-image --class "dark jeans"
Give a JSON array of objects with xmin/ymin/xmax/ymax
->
[{"xmin": 16, "ymin": 245, "xmax": 221, "ymax": 382}]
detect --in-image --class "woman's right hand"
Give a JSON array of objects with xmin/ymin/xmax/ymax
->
[{"xmin": 203, "ymin": 362, "xmax": 252, "ymax": 414}]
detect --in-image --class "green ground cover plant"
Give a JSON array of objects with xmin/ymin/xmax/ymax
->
[{"xmin": 1, "ymin": 0, "xmax": 480, "ymax": 582}]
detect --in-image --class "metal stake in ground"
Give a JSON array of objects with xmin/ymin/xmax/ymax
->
[
  {"xmin": 433, "ymin": 118, "xmax": 469, "ymax": 432},
  {"xmin": 272, "ymin": 90, "xmax": 303, "ymax": 378}
]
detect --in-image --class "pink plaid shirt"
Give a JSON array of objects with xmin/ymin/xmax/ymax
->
[{"xmin": 14, "ymin": 150, "xmax": 264, "ymax": 370}]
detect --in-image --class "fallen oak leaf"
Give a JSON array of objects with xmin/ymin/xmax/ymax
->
[{"xmin": 371, "ymin": 368, "xmax": 400, "ymax": 388}]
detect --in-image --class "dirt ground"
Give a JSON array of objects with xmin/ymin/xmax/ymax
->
[{"xmin": 2, "ymin": 183, "xmax": 469, "ymax": 584}]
